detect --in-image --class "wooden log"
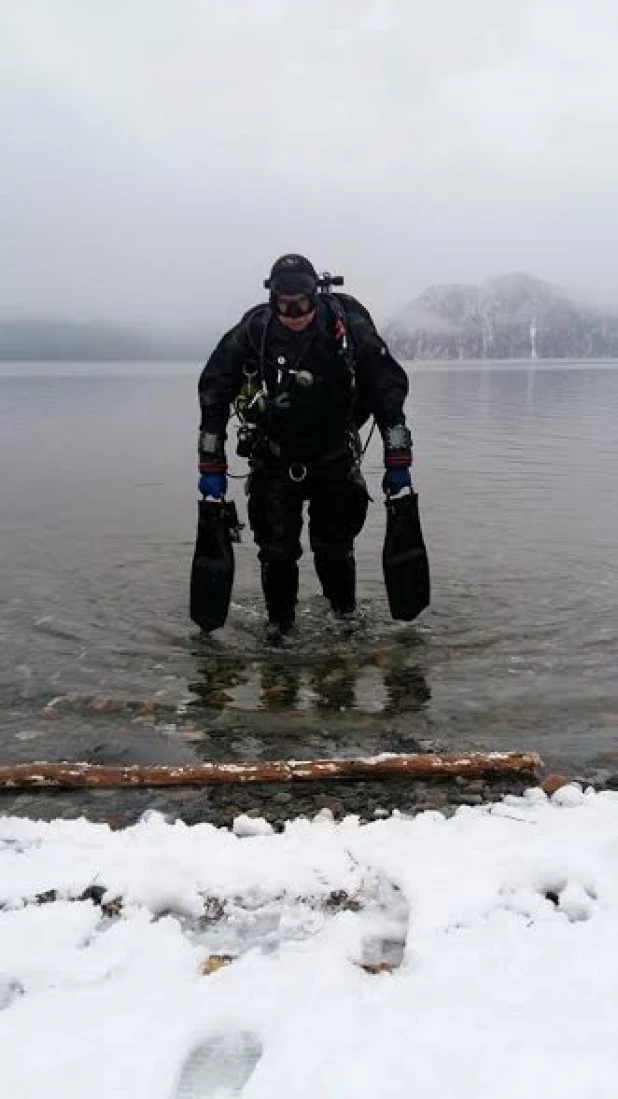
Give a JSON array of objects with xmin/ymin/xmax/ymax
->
[{"xmin": 0, "ymin": 752, "xmax": 541, "ymax": 791}]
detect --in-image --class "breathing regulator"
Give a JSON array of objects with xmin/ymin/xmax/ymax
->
[{"xmin": 236, "ymin": 366, "xmax": 266, "ymax": 458}]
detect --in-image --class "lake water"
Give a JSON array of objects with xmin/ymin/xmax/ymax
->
[{"xmin": 1, "ymin": 361, "xmax": 617, "ymax": 775}]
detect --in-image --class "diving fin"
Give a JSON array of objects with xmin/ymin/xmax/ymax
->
[
  {"xmin": 382, "ymin": 491, "xmax": 430, "ymax": 622},
  {"xmin": 189, "ymin": 500, "xmax": 242, "ymax": 632}
]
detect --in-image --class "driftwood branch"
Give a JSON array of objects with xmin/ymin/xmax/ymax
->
[{"xmin": 0, "ymin": 752, "xmax": 541, "ymax": 791}]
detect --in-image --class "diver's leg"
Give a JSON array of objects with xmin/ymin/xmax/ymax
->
[
  {"xmin": 247, "ymin": 467, "xmax": 303, "ymax": 630},
  {"xmin": 308, "ymin": 463, "xmax": 369, "ymax": 615}
]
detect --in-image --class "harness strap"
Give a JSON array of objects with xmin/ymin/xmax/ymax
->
[{"xmin": 265, "ymin": 439, "xmax": 351, "ymax": 467}]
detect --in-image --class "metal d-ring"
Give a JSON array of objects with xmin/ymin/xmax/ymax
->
[{"xmin": 289, "ymin": 462, "xmax": 307, "ymax": 483}]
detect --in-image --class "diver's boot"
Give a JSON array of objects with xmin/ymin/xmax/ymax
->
[
  {"xmin": 331, "ymin": 606, "xmax": 359, "ymax": 639},
  {"xmin": 330, "ymin": 600, "xmax": 356, "ymax": 618},
  {"xmin": 265, "ymin": 618, "xmax": 295, "ymax": 646},
  {"xmin": 261, "ymin": 558, "xmax": 298, "ymax": 642}
]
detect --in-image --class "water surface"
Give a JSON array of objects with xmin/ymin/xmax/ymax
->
[{"xmin": 1, "ymin": 360, "xmax": 616, "ymax": 773}]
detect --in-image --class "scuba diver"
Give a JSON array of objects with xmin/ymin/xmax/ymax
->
[{"xmin": 197, "ymin": 253, "xmax": 413, "ymax": 641}]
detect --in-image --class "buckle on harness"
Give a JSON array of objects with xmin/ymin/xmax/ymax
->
[{"xmin": 289, "ymin": 462, "xmax": 307, "ymax": 483}]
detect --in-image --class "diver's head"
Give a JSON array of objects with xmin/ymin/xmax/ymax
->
[{"xmin": 266, "ymin": 254, "xmax": 318, "ymax": 332}]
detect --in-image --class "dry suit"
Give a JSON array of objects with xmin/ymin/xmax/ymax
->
[{"xmin": 197, "ymin": 294, "xmax": 411, "ymax": 627}]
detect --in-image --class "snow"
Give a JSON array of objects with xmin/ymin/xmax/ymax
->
[
  {"xmin": 232, "ymin": 814, "xmax": 275, "ymax": 839},
  {"xmin": 1, "ymin": 784, "xmax": 618, "ymax": 1097}
]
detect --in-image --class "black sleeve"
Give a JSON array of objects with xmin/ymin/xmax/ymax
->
[
  {"xmin": 347, "ymin": 312, "xmax": 410, "ymax": 432},
  {"xmin": 197, "ymin": 320, "xmax": 249, "ymax": 465}
]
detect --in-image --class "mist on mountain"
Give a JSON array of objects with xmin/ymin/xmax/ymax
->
[
  {"xmin": 386, "ymin": 274, "xmax": 618, "ymax": 359},
  {"xmin": 3, "ymin": 274, "xmax": 618, "ymax": 362}
]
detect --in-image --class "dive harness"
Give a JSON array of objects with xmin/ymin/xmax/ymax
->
[{"xmin": 232, "ymin": 293, "xmax": 359, "ymax": 483}]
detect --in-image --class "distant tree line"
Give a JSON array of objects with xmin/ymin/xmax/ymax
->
[{"xmin": 0, "ymin": 318, "xmax": 215, "ymax": 361}]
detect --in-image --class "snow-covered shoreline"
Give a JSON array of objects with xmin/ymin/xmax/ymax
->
[{"xmin": 1, "ymin": 784, "xmax": 617, "ymax": 1098}]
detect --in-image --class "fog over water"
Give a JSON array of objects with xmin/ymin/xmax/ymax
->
[{"xmin": 2, "ymin": 0, "xmax": 618, "ymax": 331}]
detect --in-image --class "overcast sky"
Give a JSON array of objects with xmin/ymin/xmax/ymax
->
[{"xmin": 2, "ymin": 0, "xmax": 618, "ymax": 329}]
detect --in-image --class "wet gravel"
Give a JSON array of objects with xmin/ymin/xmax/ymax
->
[
  {"xmin": 1, "ymin": 712, "xmax": 615, "ymax": 830},
  {"xmin": 2, "ymin": 770, "xmax": 610, "ymax": 830}
]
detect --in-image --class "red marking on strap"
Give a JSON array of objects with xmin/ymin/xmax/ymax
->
[
  {"xmin": 384, "ymin": 453, "xmax": 412, "ymax": 468},
  {"xmin": 198, "ymin": 461, "xmax": 227, "ymax": 473}
]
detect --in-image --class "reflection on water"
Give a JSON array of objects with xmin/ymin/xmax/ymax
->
[
  {"xmin": 1, "ymin": 361, "xmax": 617, "ymax": 771},
  {"xmin": 187, "ymin": 643, "xmax": 431, "ymax": 718}
]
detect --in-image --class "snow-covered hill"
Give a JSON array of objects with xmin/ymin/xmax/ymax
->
[{"xmin": 386, "ymin": 273, "xmax": 618, "ymax": 359}]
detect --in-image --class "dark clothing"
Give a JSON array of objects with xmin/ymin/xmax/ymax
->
[
  {"xmin": 197, "ymin": 292, "xmax": 410, "ymax": 624},
  {"xmin": 256, "ymin": 314, "xmax": 354, "ymax": 462},
  {"xmin": 198, "ymin": 295, "xmax": 409, "ymax": 465},
  {"xmin": 247, "ymin": 454, "xmax": 369, "ymax": 623}
]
